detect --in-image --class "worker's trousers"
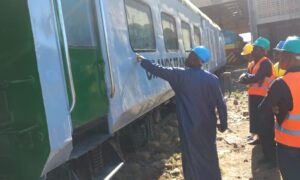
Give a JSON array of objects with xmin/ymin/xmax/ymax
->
[
  {"xmin": 249, "ymin": 95, "xmax": 263, "ymax": 134},
  {"xmin": 260, "ymin": 134, "xmax": 276, "ymax": 162},
  {"xmin": 277, "ymin": 143, "xmax": 300, "ymax": 180},
  {"xmin": 259, "ymin": 109, "xmax": 276, "ymax": 162}
]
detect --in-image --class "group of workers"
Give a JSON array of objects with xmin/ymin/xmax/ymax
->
[
  {"xmin": 135, "ymin": 35, "xmax": 300, "ymax": 180},
  {"xmin": 239, "ymin": 36, "xmax": 300, "ymax": 180}
]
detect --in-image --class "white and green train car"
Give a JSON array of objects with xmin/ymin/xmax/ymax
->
[{"xmin": 0, "ymin": 0, "xmax": 226, "ymax": 179}]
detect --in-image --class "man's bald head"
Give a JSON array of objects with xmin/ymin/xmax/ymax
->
[{"xmin": 185, "ymin": 51, "xmax": 202, "ymax": 68}]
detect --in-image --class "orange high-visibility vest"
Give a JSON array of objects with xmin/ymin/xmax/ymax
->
[
  {"xmin": 275, "ymin": 72, "xmax": 300, "ymax": 148},
  {"xmin": 248, "ymin": 57, "xmax": 276, "ymax": 97}
]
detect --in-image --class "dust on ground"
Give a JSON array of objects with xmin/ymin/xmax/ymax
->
[{"xmin": 113, "ymin": 66, "xmax": 282, "ymax": 180}]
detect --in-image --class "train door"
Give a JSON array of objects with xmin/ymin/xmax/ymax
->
[{"xmin": 56, "ymin": 0, "xmax": 109, "ymax": 129}]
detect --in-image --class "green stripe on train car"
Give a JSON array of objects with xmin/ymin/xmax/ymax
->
[
  {"xmin": 0, "ymin": 1, "xmax": 50, "ymax": 179},
  {"xmin": 54, "ymin": 0, "xmax": 109, "ymax": 130},
  {"xmin": 68, "ymin": 48, "xmax": 108, "ymax": 128}
]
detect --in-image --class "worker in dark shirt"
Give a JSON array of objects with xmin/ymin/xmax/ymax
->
[
  {"xmin": 259, "ymin": 36, "xmax": 300, "ymax": 180},
  {"xmin": 136, "ymin": 46, "xmax": 227, "ymax": 180},
  {"xmin": 239, "ymin": 37, "xmax": 277, "ymax": 165}
]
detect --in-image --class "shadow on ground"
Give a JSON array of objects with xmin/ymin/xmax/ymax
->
[{"xmin": 251, "ymin": 145, "xmax": 281, "ymax": 180}]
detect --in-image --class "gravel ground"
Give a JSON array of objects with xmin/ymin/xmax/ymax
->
[{"xmin": 113, "ymin": 66, "xmax": 282, "ymax": 180}]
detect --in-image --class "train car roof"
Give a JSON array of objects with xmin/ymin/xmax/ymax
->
[{"xmin": 180, "ymin": 0, "xmax": 221, "ymax": 30}]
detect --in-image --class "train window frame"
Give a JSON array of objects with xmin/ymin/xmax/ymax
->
[
  {"xmin": 161, "ymin": 12, "xmax": 179, "ymax": 52},
  {"xmin": 61, "ymin": 0, "xmax": 97, "ymax": 48},
  {"xmin": 181, "ymin": 21, "xmax": 192, "ymax": 52},
  {"xmin": 124, "ymin": 0, "xmax": 156, "ymax": 52},
  {"xmin": 193, "ymin": 25, "xmax": 201, "ymax": 47}
]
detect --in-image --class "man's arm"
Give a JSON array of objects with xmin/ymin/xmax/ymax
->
[
  {"xmin": 242, "ymin": 61, "xmax": 272, "ymax": 84},
  {"xmin": 258, "ymin": 79, "xmax": 292, "ymax": 125},
  {"xmin": 140, "ymin": 58, "xmax": 183, "ymax": 86}
]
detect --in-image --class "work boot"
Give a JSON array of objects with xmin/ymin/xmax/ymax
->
[{"xmin": 247, "ymin": 137, "xmax": 260, "ymax": 145}]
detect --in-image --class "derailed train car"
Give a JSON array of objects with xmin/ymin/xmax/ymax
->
[{"xmin": 0, "ymin": 0, "xmax": 226, "ymax": 179}]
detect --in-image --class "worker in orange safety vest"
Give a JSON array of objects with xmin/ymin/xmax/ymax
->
[
  {"xmin": 239, "ymin": 37, "xmax": 277, "ymax": 166},
  {"xmin": 259, "ymin": 36, "xmax": 300, "ymax": 179}
]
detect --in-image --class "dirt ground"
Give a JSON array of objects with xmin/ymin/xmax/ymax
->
[{"xmin": 113, "ymin": 66, "xmax": 282, "ymax": 180}]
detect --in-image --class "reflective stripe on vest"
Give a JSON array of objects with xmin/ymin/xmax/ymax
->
[
  {"xmin": 248, "ymin": 57, "xmax": 276, "ymax": 97},
  {"xmin": 264, "ymin": 77, "xmax": 274, "ymax": 83},
  {"xmin": 249, "ymin": 77, "xmax": 274, "ymax": 89},
  {"xmin": 249, "ymin": 84, "xmax": 269, "ymax": 89},
  {"xmin": 275, "ymin": 72, "xmax": 300, "ymax": 148},
  {"xmin": 287, "ymin": 114, "xmax": 300, "ymax": 120},
  {"xmin": 275, "ymin": 122, "xmax": 300, "ymax": 136}
]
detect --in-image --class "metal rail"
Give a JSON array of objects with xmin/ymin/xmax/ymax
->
[
  {"xmin": 98, "ymin": 0, "xmax": 116, "ymax": 98},
  {"xmin": 56, "ymin": 0, "xmax": 76, "ymax": 112}
]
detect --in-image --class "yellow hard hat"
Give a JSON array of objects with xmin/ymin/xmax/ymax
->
[{"xmin": 241, "ymin": 43, "xmax": 254, "ymax": 56}]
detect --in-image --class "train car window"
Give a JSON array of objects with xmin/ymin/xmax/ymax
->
[
  {"xmin": 181, "ymin": 21, "xmax": 192, "ymax": 51},
  {"xmin": 125, "ymin": 0, "xmax": 156, "ymax": 52},
  {"xmin": 161, "ymin": 13, "xmax": 179, "ymax": 51},
  {"xmin": 61, "ymin": 0, "xmax": 97, "ymax": 47},
  {"xmin": 193, "ymin": 26, "xmax": 201, "ymax": 47}
]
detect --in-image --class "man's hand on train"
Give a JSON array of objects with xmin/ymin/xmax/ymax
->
[{"xmin": 136, "ymin": 53, "xmax": 145, "ymax": 62}]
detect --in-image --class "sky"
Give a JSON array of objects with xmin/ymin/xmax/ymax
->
[{"xmin": 239, "ymin": 32, "xmax": 252, "ymax": 43}]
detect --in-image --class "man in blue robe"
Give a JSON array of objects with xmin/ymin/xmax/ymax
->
[{"xmin": 136, "ymin": 46, "xmax": 228, "ymax": 180}]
